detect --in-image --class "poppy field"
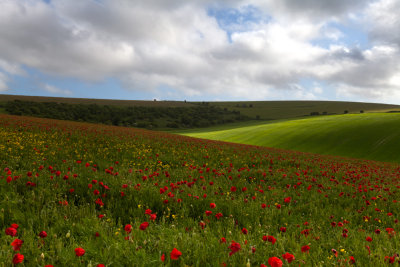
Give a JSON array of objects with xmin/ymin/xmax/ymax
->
[{"xmin": 1, "ymin": 114, "xmax": 400, "ymax": 266}]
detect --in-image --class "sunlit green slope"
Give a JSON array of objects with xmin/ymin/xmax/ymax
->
[{"xmin": 178, "ymin": 113, "xmax": 400, "ymax": 162}]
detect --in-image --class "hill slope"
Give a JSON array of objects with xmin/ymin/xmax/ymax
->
[
  {"xmin": 211, "ymin": 100, "xmax": 400, "ymax": 119},
  {"xmin": 2, "ymin": 94, "xmax": 400, "ymax": 120},
  {"xmin": 178, "ymin": 113, "xmax": 400, "ymax": 163}
]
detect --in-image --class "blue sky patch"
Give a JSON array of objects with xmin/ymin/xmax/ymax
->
[{"xmin": 207, "ymin": 5, "xmax": 270, "ymax": 41}]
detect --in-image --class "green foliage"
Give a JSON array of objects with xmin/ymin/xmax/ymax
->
[{"xmin": 4, "ymin": 100, "xmax": 251, "ymax": 129}]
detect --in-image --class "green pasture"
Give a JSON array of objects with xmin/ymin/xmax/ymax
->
[
  {"xmin": 178, "ymin": 113, "xmax": 400, "ymax": 163},
  {"xmin": 209, "ymin": 100, "xmax": 400, "ymax": 120}
]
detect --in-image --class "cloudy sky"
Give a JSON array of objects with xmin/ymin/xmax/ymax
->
[{"xmin": 1, "ymin": 0, "xmax": 400, "ymax": 103}]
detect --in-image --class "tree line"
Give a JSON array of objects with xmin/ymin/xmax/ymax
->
[{"xmin": 4, "ymin": 100, "xmax": 250, "ymax": 129}]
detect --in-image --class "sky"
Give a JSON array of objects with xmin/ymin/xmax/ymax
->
[{"xmin": 1, "ymin": 0, "xmax": 400, "ymax": 103}]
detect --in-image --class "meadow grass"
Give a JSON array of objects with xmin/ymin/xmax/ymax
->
[{"xmin": 1, "ymin": 114, "xmax": 400, "ymax": 266}]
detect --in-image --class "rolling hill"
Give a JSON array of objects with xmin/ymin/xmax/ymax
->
[
  {"xmin": 2, "ymin": 94, "xmax": 400, "ymax": 120},
  {"xmin": 210, "ymin": 100, "xmax": 400, "ymax": 120},
  {"xmin": 178, "ymin": 113, "xmax": 400, "ymax": 163},
  {"xmin": 3, "ymin": 94, "xmax": 400, "ymax": 162}
]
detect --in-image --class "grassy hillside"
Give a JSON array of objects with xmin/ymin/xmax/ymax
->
[
  {"xmin": 1, "ymin": 114, "xmax": 400, "ymax": 266},
  {"xmin": 2, "ymin": 94, "xmax": 400, "ymax": 120},
  {"xmin": 178, "ymin": 113, "xmax": 400, "ymax": 163},
  {"xmin": 210, "ymin": 100, "xmax": 400, "ymax": 120}
]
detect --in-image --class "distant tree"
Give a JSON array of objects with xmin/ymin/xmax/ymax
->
[
  {"xmin": 310, "ymin": 111, "xmax": 319, "ymax": 116},
  {"xmin": 256, "ymin": 115, "xmax": 260, "ymax": 120},
  {"xmin": 322, "ymin": 111, "xmax": 327, "ymax": 115},
  {"xmin": 249, "ymin": 104, "xmax": 253, "ymax": 108},
  {"xmin": 344, "ymin": 110, "xmax": 349, "ymax": 114},
  {"xmin": 360, "ymin": 110, "xmax": 364, "ymax": 113}
]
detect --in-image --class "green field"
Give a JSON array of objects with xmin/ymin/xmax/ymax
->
[
  {"xmin": 178, "ymin": 113, "xmax": 400, "ymax": 163},
  {"xmin": 2, "ymin": 114, "xmax": 400, "ymax": 266},
  {"xmin": 210, "ymin": 100, "xmax": 400, "ymax": 120}
]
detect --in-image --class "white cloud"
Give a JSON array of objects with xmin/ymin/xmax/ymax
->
[
  {"xmin": 366, "ymin": 0, "xmax": 400, "ymax": 46},
  {"xmin": 249, "ymin": 0, "xmax": 370, "ymax": 22},
  {"xmin": 43, "ymin": 84, "xmax": 72, "ymax": 95},
  {"xmin": 0, "ymin": 72, "xmax": 8, "ymax": 92},
  {"xmin": 0, "ymin": 0, "xmax": 399, "ymax": 102}
]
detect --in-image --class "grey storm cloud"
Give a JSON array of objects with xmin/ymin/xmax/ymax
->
[
  {"xmin": 0, "ymin": 0, "xmax": 400, "ymax": 102},
  {"xmin": 265, "ymin": 0, "xmax": 371, "ymax": 18},
  {"xmin": 366, "ymin": 0, "xmax": 400, "ymax": 47}
]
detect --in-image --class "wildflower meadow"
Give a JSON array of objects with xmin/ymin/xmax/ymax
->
[{"xmin": 1, "ymin": 114, "xmax": 400, "ymax": 266}]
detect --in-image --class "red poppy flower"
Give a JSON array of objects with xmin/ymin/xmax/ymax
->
[
  {"xmin": 301, "ymin": 245, "xmax": 310, "ymax": 253},
  {"xmin": 282, "ymin": 252, "xmax": 295, "ymax": 263},
  {"xmin": 39, "ymin": 231, "xmax": 47, "ymax": 238},
  {"xmin": 230, "ymin": 186, "xmax": 237, "ymax": 192},
  {"xmin": 215, "ymin": 212, "xmax": 223, "ymax": 219},
  {"xmin": 332, "ymin": 249, "xmax": 338, "ymax": 257},
  {"xmin": 97, "ymin": 264, "xmax": 105, "ymax": 267},
  {"xmin": 150, "ymin": 214, "xmax": 157, "ymax": 221},
  {"xmin": 386, "ymin": 228, "xmax": 395, "ymax": 235},
  {"xmin": 11, "ymin": 224, "xmax": 19, "ymax": 229},
  {"xmin": 199, "ymin": 221, "xmax": 206, "ymax": 229},
  {"xmin": 349, "ymin": 256, "xmax": 355, "ymax": 264},
  {"xmin": 11, "ymin": 239, "xmax": 23, "ymax": 251},
  {"xmin": 241, "ymin": 228, "xmax": 248, "ymax": 235},
  {"xmin": 262, "ymin": 235, "xmax": 276, "ymax": 244},
  {"xmin": 74, "ymin": 247, "xmax": 85, "ymax": 257},
  {"xmin": 170, "ymin": 248, "xmax": 182, "ymax": 260},
  {"xmin": 13, "ymin": 253, "xmax": 24, "ymax": 264},
  {"xmin": 284, "ymin": 197, "xmax": 291, "ymax": 203},
  {"xmin": 139, "ymin": 222, "xmax": 149, "ymax": 231},
  {"xmin": 95, "ymin": 198, "xmax": 104, "ymax": 206},
  {"xmin": 5, "ymin": 227, "xmax": 17, "ymax": 237},
  {"xmin": 124, "ymin": 224, "xmax": 132, "ymax": 233},
  {"xmin": 161, "ymin": 254, "xmax": 165, "ymax": 262},
  {"xmin": 267, "ymin": 236, "xmax": 277, "ymax": 244},
  {"xmin": 268, "ymin": 257, "xmax": 283, "ymax": 267},
  {"xmin": 145, "ymin": 209, "xmax": 152, "ymax": 215},
  {"xmin": 210, "ymin": 203, "xmax": 216, "ymax": 209},
  {"xmin": 366, "ymin": 245, "xmax": 371, "ymax": 255},
  {"xmin": 366, "ymin": 236, "xmax": 373, "ymax": 242},
  {"xmin": 228, "ymin": 241, "xmax": 241, "ymax": 256},
  {"xmin": 280, "ymin": 227, "xmax": 286, "ymax": 232}
]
